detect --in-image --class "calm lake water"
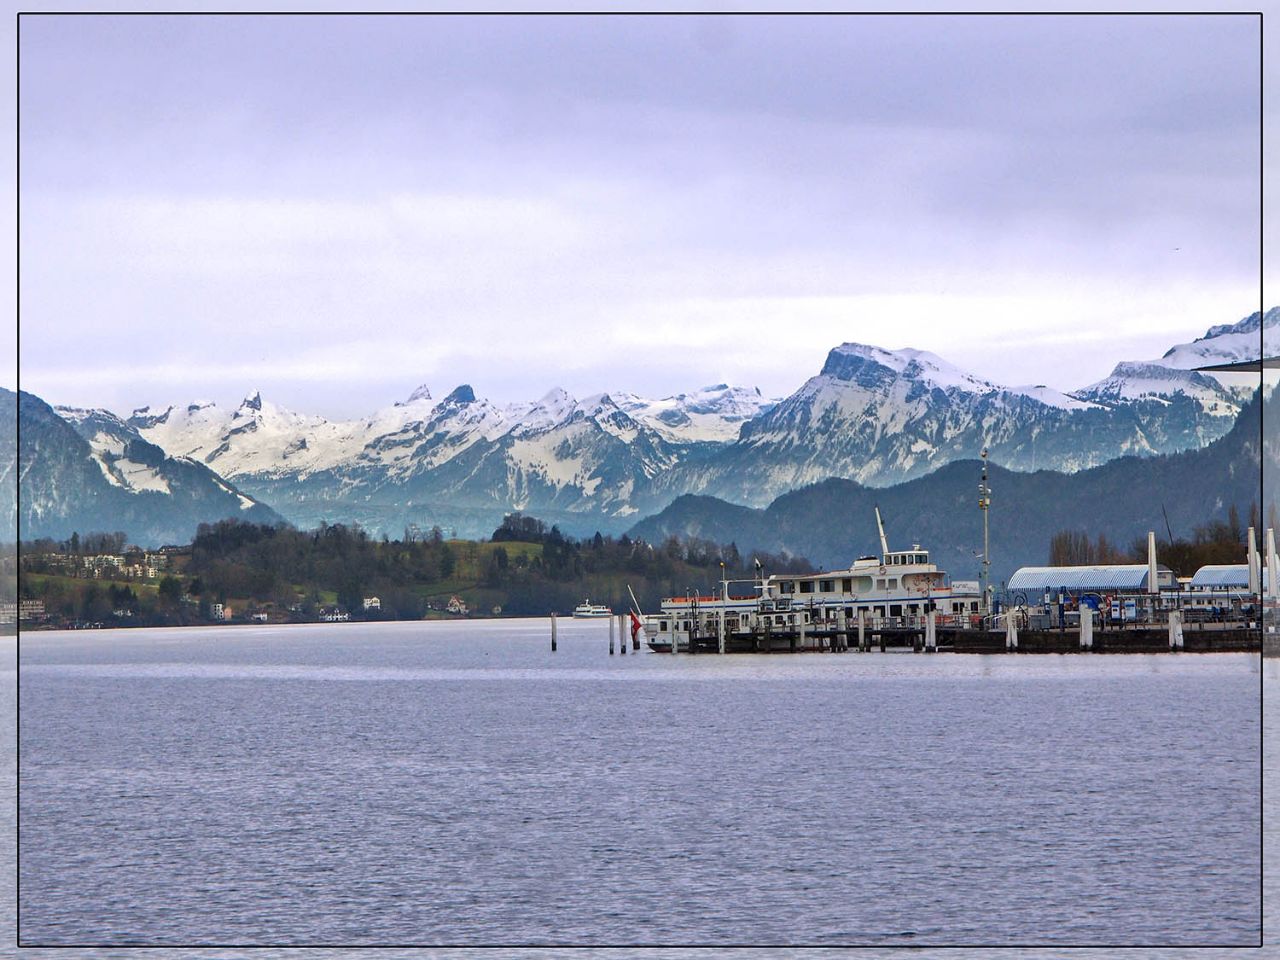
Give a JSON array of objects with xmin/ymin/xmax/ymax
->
[{"xmin": 13, "ymin": 620, "xmax": 1268, "ymax": 949}]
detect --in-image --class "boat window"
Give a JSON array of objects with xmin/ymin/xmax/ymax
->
[
  {"xmin": 890, "ymin": 604, "xmax": 902, "ymax": 617},
  {"xmin": 970, "ymin": 602, "xmax": 979, "ymax": 611},
  {"xmin": 799, "ymin": 581, "xmax": 814, "ymax": 593},
  {"xmin": 888, "ymin": 578, "xmax": 898, "ymax": 589},
  {"xmin": 780, "ymin": 581, "xmax": 793, "ymax": 594},
  {"xmin": 908, "ymin": 604, "xmax": 918, "ymax": 615},
  {"xmin": 876, "ymin": 578, "xmax": 886, "ymax": 590},
  {"xmin": 660, "ymin": 620, "xmax": 668, "ymax": 631},
  {"xmin": 845, "ymin": 607, "xmax": 854, "ymax": 618},
  {"xmin": 841, "ymin": 578, "xmax": 852, "ymax": 592},
  {"xmin": 819, "ymin": 580, "xmax": 833, "ymax": 592},
  {"xmin": 874, "ymin": 606, "xmax": 885, "ymax": 617}
]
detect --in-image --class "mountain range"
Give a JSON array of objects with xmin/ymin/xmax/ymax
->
[
  {"xmin": 630, "ymin": 386, "xmax": 1270, "ymax": 585},
  {"xmin": 13, "ymin": 391, "xmax": 281, "ymax": 544},
  {"xmin": 13, "ymin": 306, "xmax": 1273, "ymax": 545}
]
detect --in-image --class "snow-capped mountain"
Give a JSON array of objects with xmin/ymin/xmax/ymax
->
[
  {"xmin": 123, "ymin": 381, "xmax": 767, "ymax": 535},
  {"xmin": 1163, "ymin": 306, "xmax": 1276, "ymax": 368},
  {"xmin": 651, "ymin": 310, "xmax": 1268, "ymax": 507},
  {"xmin": 19, "ymin": 390, "xmax": 282, "ymax": 544},
  {"xmin": 31, "ymin": 305, "xmax": 1270, "ymax": 541},
  {"xmin": 650, "ymin": 344, "xmax": 1125, "ymax": 505},
  {"xmin": 614, "ymin": 384, "xmax": 777, "ymax": 443},
  {"xmin": 1074, "ymin": 307, "xmax": 1272, "ymax": 410}
]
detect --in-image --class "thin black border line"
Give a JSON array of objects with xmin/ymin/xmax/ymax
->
[
  {"xmin": 8, "ymin": 9, "xmax": 1273, "ymax": 16},
  {"xmin": 14, "ymin": 7, "xmax": 21, "ymax": 954},
  {"xmin": 1259, "ymin": 6, "xmax": 1266, "ymax": 953},
  {"xmin": 11, "ymin": 8, "xmax": 1268, "ymax": 952}
]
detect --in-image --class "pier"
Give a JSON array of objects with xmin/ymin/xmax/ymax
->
[{"xmin": 662, "ymin": 618, "xmax": 1263, "ymax": 655}]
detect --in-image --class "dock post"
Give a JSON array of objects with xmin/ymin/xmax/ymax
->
[
  {"xmin": 619, "ymin": 614, "xmax": 626, "ymax": 654},
  {"xmin": 1079, "ymin": 607, "xmax": 1092, "ymax": 651},
  {"xmin": 1248, "ymin": 526, "xmax": 1260, "ymax": 597},
  {"xmin": 551, "ymin": 612, "xmax": 557, "ymax": 652},
  {"xmin": 609, "ymin": 614, "xmax": 615, "ymax": 655},
  {"xmin": 925, "ymin": 611, "xmax": 936, "ymax": 653},
  {"xmin": 1005, "ymin": 612, "xmax": 1018, "ymax": 652},
  {"xmin": 1169, "ymin": 609, "xmax": 1184, "ymax": 650},
  {"xmin": 857, "ymin": 609, "xmax": 866, "ymax": 652},
  {"xmin": 796, "ymin": 617, "xmax": 804, "ymax": 653},
  {"xmin": 1268, "ymin": 528, "xmax": 1279, "ymax": 603}
]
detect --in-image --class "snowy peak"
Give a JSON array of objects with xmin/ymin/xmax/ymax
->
[
  {"xmin": 128, "ymin": 404, "xmax": 174, "ymax": 429},
  {"xmin": 1074, "ymin": 361, "xmax": 1238, "ymax": 413},
  {"xmin": 1197, "ymin": 305, "xmax": 1277, "ymax": 342},
  {"xmin": 674, "ymin": 383, "xmax": 773, "ymax": 418},
  {"xmin": 511, "ymin": 388, "xmax": 578, "ymax": 436},
  {"xmin": 1158, "ymin": 306, "xmax": 1278, "ymax": 370},
  {"xmin": 615, "ymin": 384, "xmax": 778, "ymax": 443},
  {"xmin": 400, "ymin": 383, "xmax": 433, "ymax": 406},
  {"xmin": 820, "ymin": 343, "xmax": 998, "ymax": 395},
  {"xmin": 1075, "ymin": 307, "xmax": 1273, "ymax": 411},
  {"xmin": 441, "ymin": 384, "xmax": 476, "ymax": 406},
  {"xmin": 237, "ymin": 390, "xmax": 263, "ymax": 415}
]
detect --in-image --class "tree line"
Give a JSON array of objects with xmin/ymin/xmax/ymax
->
[
  {"xmin": 18, "ymin": 513, "xmax": 814, "ymax": 624},
  {"xmin": 1048, "ymin": 503, "xmax": 1267, "ymax": 575}
]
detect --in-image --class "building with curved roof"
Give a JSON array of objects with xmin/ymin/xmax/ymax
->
[
  {"xmin": 1006, "ymin": 564, "xmax": 1174, "ymax": 595},
  {"xmin": 1189, "ymin": 564, "xmax": 1269, "ymax": 591}
]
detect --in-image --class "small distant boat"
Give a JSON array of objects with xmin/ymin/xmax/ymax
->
[{"xmin": 573, "ymin": 599, "xmax": 612, "ymax": 619}]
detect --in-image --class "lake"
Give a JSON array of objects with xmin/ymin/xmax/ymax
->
[{"xmin": 13, "ymin": 619, "xmax": 1266, "ymax": 948}]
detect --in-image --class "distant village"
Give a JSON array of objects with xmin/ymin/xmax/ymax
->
[{"xmin": 12, "ymin": 541, "xmax": 474, "ymax": 630}]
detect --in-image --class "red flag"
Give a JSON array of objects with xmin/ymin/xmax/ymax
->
[{"xmin": 629, "ymin": 610, "xmax": 643, "ymax": 642}]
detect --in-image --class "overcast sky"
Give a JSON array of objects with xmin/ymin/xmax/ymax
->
[{"xmin": 15, "ymin": 12, "xmax": 1265, "ymax": 418}]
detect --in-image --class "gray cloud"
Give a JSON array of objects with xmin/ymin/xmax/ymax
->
[{"xmin": 17, "ymin": 13, "xmax": 1263, "ymax": 417}]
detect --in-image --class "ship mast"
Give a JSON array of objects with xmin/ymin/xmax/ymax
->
[
  {"xmin": 979, "ymin": 448, "xmax": 991, "ymax": 614},
  {"xmin": 874, "ymin": 506, "xmax": 890, "ymax": 560}
]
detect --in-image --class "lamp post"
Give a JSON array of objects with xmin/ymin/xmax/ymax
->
[{"xmin": 979, "ymin": 448, "xmax": 992, "ymax": 615}]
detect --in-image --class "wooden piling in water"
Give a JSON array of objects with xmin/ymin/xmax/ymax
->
[
  {"xmin": 551, "ymin": 612, "xmax": 557, "ymax": 652},
  {"xmin": 609, "ymin": 614, "xmax": 615, "ymax": 655},
  {"xmin": 619, "ymin": 613, "xmax": 627, "ymax": 654}
]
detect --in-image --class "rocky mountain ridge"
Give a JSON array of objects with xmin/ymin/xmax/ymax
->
[{"xmin": 19, "ymin": 306, "xmax": 1272, "ymax": 543}]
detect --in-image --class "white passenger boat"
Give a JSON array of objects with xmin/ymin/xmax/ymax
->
[
  {"xmin": 572, "ymin": 599, "xmax": 612, "ymax": 619},
  {"xmin": 641, "ymin": 510, "xmax": 983, "ymax": 652}
]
